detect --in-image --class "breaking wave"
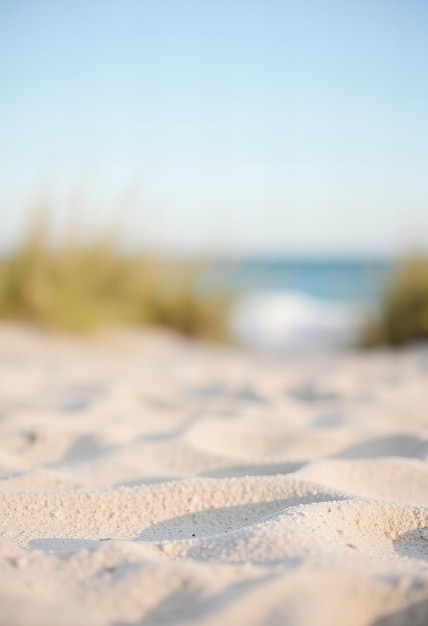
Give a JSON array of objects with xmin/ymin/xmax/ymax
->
[{"xmin": 229, "ymin": 291, "xmax": 363, "ymax": 351}]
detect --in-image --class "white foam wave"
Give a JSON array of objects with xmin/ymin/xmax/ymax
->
[{"xmin": 229, "ymin": 291, "xmax": 361, "ymax": 350}]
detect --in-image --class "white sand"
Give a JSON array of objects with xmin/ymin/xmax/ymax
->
[{"xmin": 0, "ymin": 325, "xmax": 428, "ymax": 625}]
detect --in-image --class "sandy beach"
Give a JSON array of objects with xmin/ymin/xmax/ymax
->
[{"xmin": 0, "ymin": 324, "xmax": 428, "ymax": 625}]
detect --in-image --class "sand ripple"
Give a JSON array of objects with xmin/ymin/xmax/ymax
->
[{"xmin": 0, "ymin": 326, "xmax": 428, "ymax": 625}]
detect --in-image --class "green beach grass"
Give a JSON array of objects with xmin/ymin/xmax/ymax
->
[
  {"xmin": 0, "ymin": 216, "xmax": 231, "ymax": 340},
  {"xmin": 362, "ymin": 255, "xmax": 428, "ymax": 347}
]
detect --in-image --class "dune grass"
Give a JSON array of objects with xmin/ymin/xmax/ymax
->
[
  {"xmin": 0, "ymin": 216, "xmax": 232, "ymax": 340},
  {"xmin": 361, "ymin": 255, "xmax": 428, "ymax": 347}
]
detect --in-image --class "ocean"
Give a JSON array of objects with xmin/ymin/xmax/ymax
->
[{"xmin": 204, "ymin": 258, "xmax": 393, "ymax": 350}]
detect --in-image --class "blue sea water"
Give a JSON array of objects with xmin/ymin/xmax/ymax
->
[
  {"xmin": 205, "ymin": 258, "xmax": 393, "ymax": 350},
  {"xmin": 215, "ymin": 258, "xmax": 392, "ymax": 303}
]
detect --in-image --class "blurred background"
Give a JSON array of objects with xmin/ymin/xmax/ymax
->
[{"xmin": 1, "ymin": 0, "xmax": 428, "ymax": 351}]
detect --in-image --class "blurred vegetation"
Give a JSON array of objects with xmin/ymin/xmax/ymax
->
[
  {"xmin": 0, "ymin": 215, "xmax": 232, "ymax": 340},
  {"xmin": 361, "ymin": 255, "xmax": 428, "ymax": 347}
]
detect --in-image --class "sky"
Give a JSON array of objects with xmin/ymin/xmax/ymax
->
[{"xmin": 1, "ymin": 0, "xmax": 428, "ymax": 256}]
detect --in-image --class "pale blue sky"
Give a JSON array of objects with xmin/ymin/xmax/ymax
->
[{"xmin": 1, "ymin": 0, "xmax": 427, "ymax": 255}]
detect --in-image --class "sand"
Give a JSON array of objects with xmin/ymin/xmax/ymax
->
[{"xmin": 0, "ymin": 324, "xmax": 428, "ymax": 625}]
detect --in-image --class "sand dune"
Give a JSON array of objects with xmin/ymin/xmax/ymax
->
[{"xmin": 0, "ymin": 325, "xmax": 428, "ymax": 625}]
